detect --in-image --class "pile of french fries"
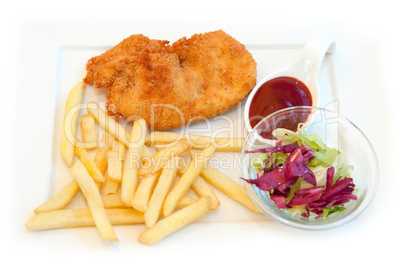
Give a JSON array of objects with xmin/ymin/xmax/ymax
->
[{"xmin": 25, "ymin": 82, "xmax": 262, "ymax": 245}]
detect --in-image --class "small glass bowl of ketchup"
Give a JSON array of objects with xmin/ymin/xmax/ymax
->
[{"xmin": 244, "ymin": 34, "xmax": 336, "ymax": 139}]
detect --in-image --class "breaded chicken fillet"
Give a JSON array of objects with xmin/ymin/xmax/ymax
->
[{"xmin": 84, "ymin": 30, "xmax": 256, "ymax": 130}]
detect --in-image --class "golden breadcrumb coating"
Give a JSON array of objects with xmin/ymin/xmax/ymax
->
[{"xmin": 84, "ymin": 30, "xmax": 256, "ymax": 130}]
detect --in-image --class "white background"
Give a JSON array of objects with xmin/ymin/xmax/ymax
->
[{"xmin": 2, "ymin": 1, "xmax": 401, "ymax": 267}]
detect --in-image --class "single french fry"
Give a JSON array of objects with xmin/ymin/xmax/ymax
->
[
  {"xmin": 138, "ymin": 197, "xmax": 211, "ymax": 245},
  {"xmin": 103, "ymin": 174, "xmax": 121, "ymax": 195},
  {"xmin": 102, "ymin": 194, "xmax": 127, "ymax": 208},
  {"xmin": 191, "ymin": 176, "xmax": 220, "ymax": 210},
  {"xmin": 111, "ymin": 135, "xmax": 127, "ymax": 161},
  {"xmin": 177, "ymin": 157, "xmax": 220, "ymax": 210},
  {"xmin": 131, "ymin": 172, "xmax": 161, "ymax": 212},
  {"xmin": 200, "ymin": 164, "xmax": 262, "ymax": 214},
  {"xmin": 176, "ymin": 195, "xmax": 197, "ymax": 209},
  {"xmin": 74, "ymin": 141, "xmax": 105, "ymax": 183},
  {"xmin": 26, "ymin": 208, "xmax": 144, "ymax": 231},
  {"xmin": 102, "ymin": 141, "xmax": 125, "ymax": 195},
  {"xmin": 70, "ymin": 161, "xmax": 118, "ymax": 242},
  {"xmin": 163, "ymin": 146, "xmax": 215, "ymax": 217},
  {"xmin": 93, "ymin": 132, "xmax": 115, "ymax": 175},
  {"xmin": 141, "ymin": 145, "xmax": 155, "ymax": 166},
  {"xmin": 60, "ymin": 82, "xmax": 86, "ymax": 167},
  {"xmin": 146, "ymin": 131, "xmax": 246, "ymax": 152},
  {"xmin": 145, "ymin": 157, "xmax": 179, "ymax": 227},
  {"xmin": 107, "ymin": 151, "xmax": 123, "ymax": 182},
  {"xmin": 138, "ymin": 139, "xmax": 190, "ymax": 177},
  {"xmin": 80, "ymin": 114, "xmax": 98, "ymax": 151},
  {"xmin": 101, "ymin": 193, "xmax": 193, "ymax": 210},
  {"xmin": 34, "ymin": 180, "xmax": 80, "ymax": 214},
  {"xmin": 87, "ymin": 101, "xmax": 130, "ymax": 147},
  {"xmin": 121, "ymin": 119, "xmax": 147, "ymax": 207}
]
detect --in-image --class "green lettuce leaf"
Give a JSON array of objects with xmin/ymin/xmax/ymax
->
[
  {"xmin": 272, "ymin": 128, "xmax": 303, "ymax": 145},
  {"xmin": 308, "ymin": 148, "xmax": 340, "ymax": 168},
  {"xmin": 252, "ymin": 152, "xmax": 289, "ymax": 170},
  {"xmin": 334, "ymin": 154, "xmax": 354, "ymax": 183},
  {"xmin": 323, "ymin": 206, "xmax": 346, "ymax": 217},
  {"xmin": 297, "ymin": 124, "xmax": 326, "ymax": 151},
  {"xmin": 252, "ymin": 153, "xmax": 269, "ymax": 169},
  {"xmin": 269, "ymin": 152, "xmax": 288, "ymax": 167}
]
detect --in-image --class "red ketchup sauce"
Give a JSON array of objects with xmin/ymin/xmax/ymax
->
[{"xmin": 248, "ymin": 76, "xmax": 312, "ymax": 139}]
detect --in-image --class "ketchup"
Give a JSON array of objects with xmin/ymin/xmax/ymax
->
[{"xmin": 248, "ymin": 76, "xmax": 312, "ymax": 139}]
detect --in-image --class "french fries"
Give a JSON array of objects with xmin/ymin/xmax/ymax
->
[
  {"xmin": 93, "ymin": 132, "xmax": 115, "ymax": 175},
  {"xmin": 29, "ymin": 83, "xmax": 267, "ymax": 245},
  {"xmin": 131, "ymin": 172, "xmax": 161, "ymax": 212},
  {"xmin": 101, "ymin": 194, "xmax": 126, "ymax": 208},
  {"xmin": 146, "ymin": 131, "xmax": 246, "ymax": 152},
  {"xmin": 191, "ymin": 176, "xmax": 220, "ymax": 210},
  {"xmin": 101, "ymin": 193, "xmax": 195, "ymax": 210},
  {"xmin": 163, "ymin": 146, "xmax": 215, "ymax": 217},
  {"xmin": 138, "ymin": 139, "xmax": 190, "ymax": 177},
  {"xmin": 103, "ymin": 140, "xmax": 125, "ymax": 195},
  {"xmin": 60, "ymin": 82, "xmax": 86, "ymax": 167},
  {"xmin": 121, "ymin": 119, "xmax": 147, "ymax": 206},
  {"xmin": 107, "ymin": 151, "xmax": 123, "ymax": 182},
  {"xmin": 138, "ymin": 197, "xmax": 211, "ymax": 245},
  {"xmin": 177, "ymin": 157, "xmax": 220, "ymax": 210},
  {"xmin": 176, "ymin": 195, "xmax": 197, "ymax": 209},
  {"xmin": 102, "ymin": 175, "xmax": 120, "ymax": 195},
  {"xmin": 70, "ymin": 160, "xmax": 118, "ymax": 242},
  {"xmin": 34, "ymin": 180, "xmax": 80, "ymax": 214},
  {"xmin": 80, "ymin": 114, "xmax": 98, "ymax": 150},
  {"xmin": 26, "ymin": 208, "xmax": 144, "ymax": 231},
  {"xmin": 87, "ymin": 101, "xmax": 130, "ymax": 147},
  {"xmin": 74, "ymin": 141, "xmax": 105, "ymax": 183},
  {"xmin": 141, "ymin": 145, "xmax": 155, "ymax": 165},
  {"xmin": 145, "ymin": 157, "xmax": 179, "ymax": 227},
  {"xmin": 200, "ymin": 164, "xmax": 262, "ymax": 214}
]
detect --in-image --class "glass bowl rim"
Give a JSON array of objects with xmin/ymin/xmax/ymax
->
[{"xmin": 241, "ymin": 106, "xmax": 379, "ymax": 230}]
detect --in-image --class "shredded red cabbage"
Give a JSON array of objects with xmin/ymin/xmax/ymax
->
[
  {"xmin": 241, "ymin": 168, "xmax": 287, "ymax": 191},
  {"xmin": 284, "ymin": 160, "xmax": 316, "ymax": 186},
  {"xmin": 326, "ymin": 166, "xmax": 335, "ymax": 190},
  {"xmin": 288, "ymin": 186, "xmax": 325, "ymax": 206},
  {"xmin": 242, "ymin": 146, "xmax": 316, "ymax": 191},
  {"xmin": 270, "ymin": 194, "xmax": 287, "ymax": 209},
  {"xmin": 293, "ymin": 167, "xmax": 357, "ymax": 218},
  {"xmin": 300, "ymin": 145, "xmax": 315, "ymax": 165},
  {"xmin": 242, "ymin": 142, "xmax": 357, "ymax": 219},
  {"xmin": 245, "ymin": 142, "xmax": 299, "ymax": 154}
]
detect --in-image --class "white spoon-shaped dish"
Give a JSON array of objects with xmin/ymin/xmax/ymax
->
[{"xmin": 244, "ymin": 34, "xmax": 336, "ymax": 134}]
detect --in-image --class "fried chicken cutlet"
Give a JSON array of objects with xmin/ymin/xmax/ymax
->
[{"xmin": 84, "ymin": 30, "xmax": 257, "ymax": 130}]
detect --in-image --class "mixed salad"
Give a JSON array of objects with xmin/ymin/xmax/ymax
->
[{"xmin": 242, "ymin": 124, "xmax": 357, "ymax": 219}]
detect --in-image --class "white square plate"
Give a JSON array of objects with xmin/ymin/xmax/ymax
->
[
  {"xmin": 52, "ymin": 41, "xmax": 336, "ymax": 219},
  {"xmin": 17, "ymin": 22, "xmax": 378, "ymax": 253}
]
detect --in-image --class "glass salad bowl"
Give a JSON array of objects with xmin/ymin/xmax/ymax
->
[{"xmin": 241, "ymin": 106, "xmax": 379, "ymax": 230}]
